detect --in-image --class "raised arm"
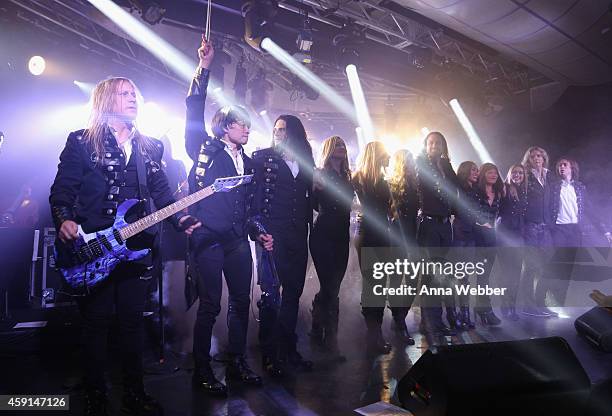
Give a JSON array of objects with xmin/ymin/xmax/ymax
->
[{"xmin": 185, "ymin": 36, "xmax": 215, "ymax": 161}]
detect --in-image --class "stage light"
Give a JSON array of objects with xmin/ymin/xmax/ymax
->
[
  {"xmin": 261, "ymin": 37, "xmax": 357, "ymax": 125},
  {"xmin": 86, "ymin": 0, "xmax": 227, "ymax": 105},
  {"xmin": 332, "ymin": 24, "xmax": 365, "ymax": 68},
  {"xmin": 355, "ymin": 127, "xmax": 365, "ymax": 153},
  {"xmin": 421, "ymin": 127, "xmax": 430, "ymax": 136},
  {"xmin": 293, "ymin": 16, "xmax": 313, "ymax": 64},
  {"xmin": 138, "ymin": 101, "xmax": 170, "ymax": 138},
  {"xmin": 449, "ymin": 98, "xmax": 495, "ymax": 164},
  {"xmin": 242, "ymin": 0, "xmax": 279, "ymax": 51},
  {"xmin": 259, "ymin": 110, "xmax": 267, "ymax": 116},
  {"xmin": 28, "ymin": 56, "xmax": 45, "ymax": 76},
  {"xmin": 73, "ymin": 80, "xmax": 95, "ymax": 95},
  {"xmin": 346, "ymin": 64, "xmax": 375, "ymax": 144}
]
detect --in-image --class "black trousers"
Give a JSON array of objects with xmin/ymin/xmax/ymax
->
[
  {"xmin": 76, "ymin": 263, "xmax": 149, "ymax": 393},
  {"xmin": 258, "ymin": 223, "xmax": 309, "ymax": 357},
  {"xmin": 497, "ymin": 228, "xmax": 524, "ymax": 309},
  {"xmin": 520, "ymin": 222, "xmax": 552, "ymax": 308},
  {"xmin": 416, "ymin": 216, "xmax": 453, "ymax": 330},
  {"xmin": 191, "ymin": 238, "xmax": 252, "ymax": 369},
  {"xmin": 474, "ymin": 227, "xmax": 496, "ymax": 311},
  {"xmin": 309, "ymin": 225, "xmax": 349, "ymax": 310},
  {"xmin": 536, "ymin": 223, "xmax": 581, "ymax": 306}
]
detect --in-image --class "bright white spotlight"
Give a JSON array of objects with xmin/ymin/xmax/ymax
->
[
  {"xmin": 421, "ymin": 127, "xmax": 430, "ymax": 136},
  {"xmin": 73, "ymin": 80, "xmax": 95, "ymax": 96},
  {"xmin": 449, "ymin": 98, "xmax": 495, "ymax": 164},
  {"xmin": 138, "ymin": 102, "xmax": 170, "ymax": 138},
  {"xmin": 259, "ymin": 110, "xmax": 268, "ymax": 116},
  {"xmin": 28, "ymin": 56, "xmax": 46, "ymax": 76},
  {"xmin": 355, "ymin": 127, "xmax": 366, "ymax": 154},
  {"xmin": 86, "ymin": 0, "xmax": 228, "ymax": 105},
  {"xmin": 260, "ymin": 37, "xmax": 357, "ymax": 124},
  {"xmin": 345, "ymin": 64, "xmax": 375, "ymax": 145}
]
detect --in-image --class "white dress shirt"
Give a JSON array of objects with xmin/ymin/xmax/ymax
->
[
  {"xmin": 557, "ymin": 180, "xmax": 578, "ymax": 224},
  {"xmin": 222, "ymin": 140, "xmax": 244, "ymax": 175}
]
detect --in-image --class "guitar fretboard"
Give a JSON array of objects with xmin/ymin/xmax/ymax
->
[{"xmin": 119, "ymin": 185, "xmax": 214, "ymax": 240}]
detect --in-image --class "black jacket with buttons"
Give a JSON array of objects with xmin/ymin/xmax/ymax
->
[
  {"xmin": 185, "ymin": 78, "xmax": 254, "ymax": 247},
  {"xmin": 49, "ymin": 128, "xmax": 181, "ymax": 236},
  {"xmin": 249, "ymin": 147, "xmax": 313, "ymax": 237}
]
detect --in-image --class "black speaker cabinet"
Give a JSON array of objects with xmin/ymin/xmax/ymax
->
[
  {"xmin": 397, "ymin": 337, "xmax": 591, "ymax": 416},
  {"xmin": 575, "ymin": 307, "xmax": 612, "ymax": 352}
]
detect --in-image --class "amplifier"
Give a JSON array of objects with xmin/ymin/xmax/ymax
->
[
  {"xmin": 30, "ymin": 228, "xmax": 75, "ymax": 308},
  {"xmin": 575, "ymin": 306, "xmax": 612, "ymax": 352}
]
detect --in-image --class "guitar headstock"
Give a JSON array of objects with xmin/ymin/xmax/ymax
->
[{"xmin": 212, "ymin": 174, "xmax": 253, "ymax": 193}]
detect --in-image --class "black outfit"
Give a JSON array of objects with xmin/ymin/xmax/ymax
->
[
  {"xmin": 415, "ymin": 154, "xmax": 458, "ymax": 336},
  {"xmin": 49, "ymin": 127, "xmax": 181, "ymax": 410},
  {"xmin": 451, "ymin": 184, "xmax": 479, "ymax": 328},
  {"xmin": 472, "ymin": 189, "xmax": 502, "ymax": 325},
  {"xmin": 184, "ymin": 68, "xmax": 259, "ymax": 388},
  {"xmin": 250, "ymin": 147, "xmax": 313, "ymax": 366},
  {"xmin": 309, "ymin": 168, "xmax": 353, "ymax": 352},
  {"xmin": 520, "ymin": 170, "xmax": 553, "ymax": 314},
  {"xmin": 389, "ymin": 181, "xmax": 419, "ymax": 344},
  {"xmin": 498, "ymin": 185, "xmax": 526, "ymax": 317},
  {"xmin": 537, "ymin": 179, "xmax": 586, "ymax": 308},
  {"xmin": 353, "ymin": 176, "xmax": 398, "ymax": 352},
  {"xmin": 452, "ymin": 185, "xmax": 479, "ymax": 247}
]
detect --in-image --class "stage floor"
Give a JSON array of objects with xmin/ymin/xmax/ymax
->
[{"xmin": 1, "ymin": 248, "xmax": 612, "ymax": 416}]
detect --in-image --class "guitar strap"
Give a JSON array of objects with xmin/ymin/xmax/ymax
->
[{"xmin": 135, "ymin": 140, "xmax": 153, "ymax": 215}]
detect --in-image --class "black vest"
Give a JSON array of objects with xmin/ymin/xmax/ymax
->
[{"xmin": 252, "ymin": 148, "xmax": 312, "ymax": 235}]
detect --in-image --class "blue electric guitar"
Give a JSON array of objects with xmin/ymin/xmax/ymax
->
[{"xmin": 54, "ymin": 174, "xmax": 252, "ymax": 293}]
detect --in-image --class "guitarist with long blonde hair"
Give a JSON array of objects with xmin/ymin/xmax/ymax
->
[{"xmin": 49, "ymin": 76, "xmax": 200, "ymax": 416}]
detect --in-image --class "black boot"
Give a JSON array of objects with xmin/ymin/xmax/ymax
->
[
  {"xmin": 287, "ymin": 348, "xmax": 314, "ymax": 371},
  {"xmin": 192, "ymin": 363, "xmax": 227, "ymax": 396},
  {"xmin": 121, "ymin": 388, "xmax": 163, "ymax": 416},
  {"xmin": 84, "ymin": 389, "xmax": 107, "ymax": 416},
  {"xmin": 309, "ymin": 298, "xmax": 325, "ymax": 347},
  {"xmin": 460, "ymin": 306, "xmax": 475, "ymax": 329},
  {"xmin": 226, "ymin": 355, "xmax": 262, "ymax": 386},
  {"xmin": 391, "ymin": 308, "xmax": 415, "ymax": 345},
  {"xmin": 476, "ymin": 309, "xmax": 502, "ymax": 326},
  {"xmin": 324, "ymin": 298, "xmax": 346, "ymax": 361},
  {"xmin": 506, "ymin": 306, "xmax": 520, "ymax": 321},
  {"xmin": 364, "ymin": 310, "xmax": 392, "ymax": 355},
  {"xmin": 262, "ymin": 354, "xmax": 285, "ymax": 378},
  {"xmin": 392, "ymin": 318, "xmax": 416, "ymax": 345},
  {"xmin": 446, "ymin": 307, "xmax": 462, "ymax": 330}
]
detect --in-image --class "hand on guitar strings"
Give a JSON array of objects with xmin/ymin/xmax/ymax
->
[
  {"xmin": 198, "ymin": 34, "xmax": 215, "ymax": 69},
  {"xmin": 179, "ymin": 215, "xmax": 202, "ymax": 235},
  {"xmin": 59, "ymin": 220, "xmax": 79, "ymax": 243}
]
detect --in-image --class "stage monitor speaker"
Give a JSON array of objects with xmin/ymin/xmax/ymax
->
[
  {"xmin": 397, "ymin": 337, "xmax": 591, "ymax": 416},
  {"xmin": 575, "ymin": 306, "xmax": 612, "ymax": 352}
]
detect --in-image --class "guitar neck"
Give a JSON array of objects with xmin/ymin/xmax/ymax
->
[{"xmin": 119, "ymin": 185, "xmax": 214, "ymax": 240}]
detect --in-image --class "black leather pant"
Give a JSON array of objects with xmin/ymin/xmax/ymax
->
[
  {"xmin": 191, "ymin": 238, "xmax": 252, "ymax": 369},
  {"xmin": 76, "ymin": 263, "xmax": 148, "ymax": 393},
  {"xmin": 258, "ymin": 224, "xmax": 308, "ymax": 358}
]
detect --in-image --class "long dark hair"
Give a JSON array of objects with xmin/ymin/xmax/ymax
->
[
  {"xmin": 422, "ymin": 131, "xmax": 450, "ymax": 161},
  {"xmin": 477, "ymin": 163, "xmax": 504, "ymax": 199},
  {"xmin": 456, "ymin": 161, "xmax": 478, "ymax": 190},
  {"xmin": 273, "ymin": 114, "xmax": 315, "ymax": 169}
]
